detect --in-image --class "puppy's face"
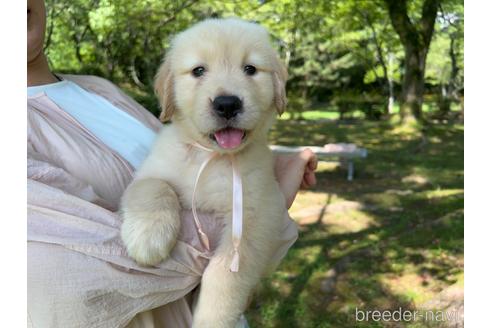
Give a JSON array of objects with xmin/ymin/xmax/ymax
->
[{"xmin": 155, "ymin": 18, "xmax": 287, "ymax": 153}]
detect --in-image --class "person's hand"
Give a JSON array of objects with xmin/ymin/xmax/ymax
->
[{"xmin": 274, "ymin": 149, "xmax": 318, "ymax": 209}]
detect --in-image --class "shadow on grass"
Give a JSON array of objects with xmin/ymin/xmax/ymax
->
[{"xmin": 247, "ymin": 119, "xmax": 464, "ymax": 327}]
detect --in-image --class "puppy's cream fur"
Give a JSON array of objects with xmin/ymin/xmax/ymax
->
[{"xmin": 121, "ymin": 18, "xmax": 288, "ymax": 327}]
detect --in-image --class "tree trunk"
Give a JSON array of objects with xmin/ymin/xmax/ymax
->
[
  {"xmin": 438, "ymin": 32, "xmax": 459, "ymax": 117},
  {"xmin": 384, "ymin": 0, "xmax": 439, "ymax": 123},
  {"xmin": 448, "ymin": 35, "xmax": 461, "ymax": 104},
  {"xmin": 400, "ymin": 46, "xmax": 427, "ymax": 122}
]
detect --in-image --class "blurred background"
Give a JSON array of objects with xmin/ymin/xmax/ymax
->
[{"xmin": 44, "ymin": 0, "xmax": 464, "ymax": 326}]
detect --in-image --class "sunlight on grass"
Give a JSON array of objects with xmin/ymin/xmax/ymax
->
[
  {"xmin": 423, "ymin": 189, "xmax": 463, "ymax": 199},
  {"xmin": 402, "ymin": 174, "xmax": 429, "ymax": 186},
  {"xmin": 382, "ymin": 273, "xmax": 436, "ymax": 304},
  {"xmin": 323, "ymin": 210, "xmax": 379, "ymax": 234},
  {"xmin": 277, "ymin": 101, "xmax": 460, "ymax": 122},
  {"xmin": 289, "ymin": 191, "xmax": 330, "ymax": 214},
  {"xmin": 247, "ymin": 120, "xmax": 463, "ymax": 327}
]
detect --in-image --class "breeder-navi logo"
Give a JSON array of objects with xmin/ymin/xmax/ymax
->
[{"xmin": 355, "ymin": 307, "xmax": 460, "ymax": 323}]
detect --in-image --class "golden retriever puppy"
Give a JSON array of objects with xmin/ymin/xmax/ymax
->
[{"xmin": 120, "ymin": 18, "xmax": 288, "ymax": 327}]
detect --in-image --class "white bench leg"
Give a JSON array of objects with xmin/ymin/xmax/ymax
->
[{"xmin": 347, "ymin": 161, "xmax": 354, "ymax": 181}]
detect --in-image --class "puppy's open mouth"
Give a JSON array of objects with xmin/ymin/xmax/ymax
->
[{"xmin": 209, "ymin": 127, "xmax": 246, "ymax": 149}]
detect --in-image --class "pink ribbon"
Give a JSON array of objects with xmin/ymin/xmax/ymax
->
[{"xmin": 192, "ymin": 143, "xmax": 243, "ymax": 272}]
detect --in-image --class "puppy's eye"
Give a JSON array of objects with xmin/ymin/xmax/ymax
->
[
  {"xmin": 244, "ymin": 65, "xmax": 257, "ymax": 76},
  {"xmin": 192, "ymin": 66, "xmax": 206, "ymax": 77}
]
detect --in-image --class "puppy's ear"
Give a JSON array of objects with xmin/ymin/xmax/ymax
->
[
  {"xmin": 154, "ymin": 57, "xmax": 175, "ymax": 122},
  {"xmin": 272, "ymin": 57, "xmax": 288, "ymax": 116}
]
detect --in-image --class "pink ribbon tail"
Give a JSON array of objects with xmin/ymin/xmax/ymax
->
[
  {"xmin": 197, "ymin": 229, "xmax": 210, "ymax": 251},
  {"xmin": 230, "ymin": 155, "xmax": 243, "ymax": 273},
  {"xmin": 191, "ymin": 148, "xmax": 216, "ymax": 251},
  {"xmin": 191, "ymin": 144, "xmax": 243, "ymax": 272}
]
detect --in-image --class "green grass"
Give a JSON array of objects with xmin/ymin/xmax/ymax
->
[
  {"xmin": 281, "ymin": 110, "xmax": 366, "ymax": 121},
  {"xmin": 279, "ymin": 102, "xmax": 462, "ymax": 121},
  {"xmin": 245, "ymin": 119, "xmax": 464, "ymax": 327}
]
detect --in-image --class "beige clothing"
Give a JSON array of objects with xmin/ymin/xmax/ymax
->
[{"xmin": 27, "ymin": 75, "xmax": 298, "ymax": 328}]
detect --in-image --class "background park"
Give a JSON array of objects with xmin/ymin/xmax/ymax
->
[{"xmin": 44, "ymin": 0, "xmax": 464, "ymax": 326}]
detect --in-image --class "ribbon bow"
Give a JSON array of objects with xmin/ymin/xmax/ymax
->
[{"xmin": 191, "ymin": 143, "xmax": 243, "ymax": 272}]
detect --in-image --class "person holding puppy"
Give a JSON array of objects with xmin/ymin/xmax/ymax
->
[{"xmin": 27, "ymin": 0, "xmax": 317, "ymax": 327}]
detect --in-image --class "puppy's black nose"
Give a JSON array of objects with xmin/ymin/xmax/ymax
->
[{"xmin": 213, "ymin": 96, "xmax": 242, "ymax": 119}]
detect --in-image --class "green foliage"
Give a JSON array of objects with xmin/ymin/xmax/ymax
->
[
  {"xmin": 44, "ymin": 0, "xmax": 464, "ymax": 120},
  {"xmin": 426, "ymin": 1, "xmax": 464, "ymax": 86}
]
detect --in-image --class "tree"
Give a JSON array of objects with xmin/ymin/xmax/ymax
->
[
  {"xmin": 384, "ymin": 0, "xmax": 440, "ymax": 123},
  {"xmin": 44, "ymin": 0, "xmax": 463, "ymax": 121},
  {"xmin": 337, "ymin": 1, "xmax": 403, "ymax": 117},
  {"xmin": 432, "ymin": 2, "xmax": 464, "ymax": 116}
]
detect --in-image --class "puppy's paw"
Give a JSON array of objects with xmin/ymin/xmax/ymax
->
[{"xmin": 121, "ymin": 209, "xmax": 180, "ymax": 266}]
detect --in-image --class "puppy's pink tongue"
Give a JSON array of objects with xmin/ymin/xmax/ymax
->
[{"xmin": 214, "ymin": 128, "xmax": 244, "ymax": 149}]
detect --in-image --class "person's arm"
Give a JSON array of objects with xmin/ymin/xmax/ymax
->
[
  {"xmin": 263, "ymin": 149, "xmax": 318, "ymax": 274},
  {"xmin": 27, "ymin": 145, "xmax": 208, "ymax": 327},
  {"xmin": 274, "ymin": 148, "xmax": 318, "ymax": 209},
  {"xmin": 28, "ymin": 143, "xmax": 114, "ymax": 210}
]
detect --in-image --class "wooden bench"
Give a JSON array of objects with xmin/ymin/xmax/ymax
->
[{"xmin": 270, "ymin": 143, "xmax": 368, "ymax": 181}]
